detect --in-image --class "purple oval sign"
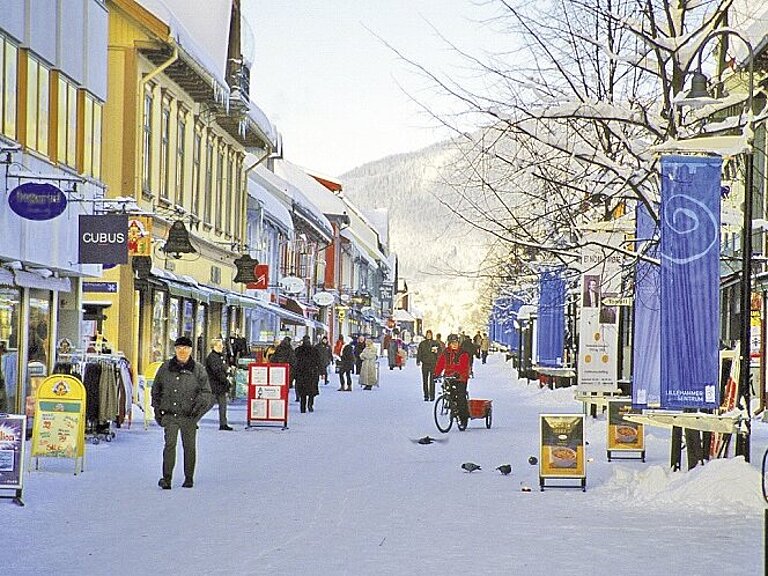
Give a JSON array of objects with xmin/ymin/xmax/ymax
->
[{"xmin": 8, "ymin": 182, "xmax": 67, "ymax": 221}]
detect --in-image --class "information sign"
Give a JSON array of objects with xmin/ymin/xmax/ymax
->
[
  {"xmin": 539, "ymin": 414, "xmax": 586, "ymax": 491},
  {"xmin": 31, "ymin": 375, "xmax": 86, "ymax": 474},
  {"xmin": 247, "ymin": 363, "xmax": 289, "ymax": 429},
  {"xmin": 606, "ymin": 400, "xmax": 645, "ymax": 461},
  {"xmin": 0, "ymin": 414, "xmax": 27, "ymax": 506}
]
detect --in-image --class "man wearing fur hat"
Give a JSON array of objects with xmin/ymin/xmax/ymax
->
[{"xmin": 152, "ymin": 335, "xmax": 213, "ymax": 489}]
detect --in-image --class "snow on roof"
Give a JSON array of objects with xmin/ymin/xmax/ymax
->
[
  {"xmin": 247, "ymin": 169, "xmax": 294, "ymax": 235},
  {"xmin": 135, "ymin": 0, "xmax": 230, "ymax": 100},
  {"xmin": 268, "ymin": 160, "xmax": 334, "ymax": 241},
  {"xmin": 361, "ymin": 208, "xmax": 389, "ymax": 246}
]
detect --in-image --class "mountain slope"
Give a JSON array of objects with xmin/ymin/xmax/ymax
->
[{"xmin": 341, "ymin": 141, "xmax": 489, "ymax": 334}]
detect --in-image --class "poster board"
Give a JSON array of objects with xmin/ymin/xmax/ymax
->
[
  {"xmin": 539, "ymin": 414, "xmax": 586, "ymax": 491},
  {"xmin": 606, "ymin": 400, "xmax": 645, "ymax": 461},
  {"xmin": 0, "ymin": 414, "xmax": 27, "ymax": 506},
  {"xmin": 31, "ymin": 375, "xmax": 86, "ymax": 474},
  {"xmin": 247, "ymin": 363, "xmax": 289, "ymax": 429}
]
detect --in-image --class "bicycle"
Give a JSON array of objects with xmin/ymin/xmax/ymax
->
[{"xmin": 433, "ymin": 376, "xmax": 468, "ymax": 433}]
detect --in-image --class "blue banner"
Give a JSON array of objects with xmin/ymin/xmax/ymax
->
[
  {"xmin": 537, "ymin": 269, "xmax": 565, "ymax": 367},
  {"xmin": 632, "ymin": 203, "xmax": 660, "ymax": 408},
  {"xmin": 660, "ymin": 155, "xmax": 721, "ymax": 409}
]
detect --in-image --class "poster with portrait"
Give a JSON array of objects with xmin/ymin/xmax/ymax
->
[
  {"xmin": 577, "ymin": 231, "xmax": 622, "ymax": 392},
  {"xmin": 606, "ymin": 400, "xmax": 644, "ymax": 453},
  {"xmin": 127, "ymin": 215, "xmax": 152, "ymax": 256},
  {"xmin": 539, "ymin": 414, "xmax": 585, "ymax": 478}
]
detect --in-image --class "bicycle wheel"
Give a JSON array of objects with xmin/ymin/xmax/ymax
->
[{"xmin": 434, "ymin": 395, "xmax": 453, "ymax": 433}]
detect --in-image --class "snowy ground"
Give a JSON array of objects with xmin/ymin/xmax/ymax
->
[{"xmin": 3, "ymin": 355, "xmax": 766, "ymax": 575}]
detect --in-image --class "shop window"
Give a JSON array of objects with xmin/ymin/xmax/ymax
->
[
  {"xmin": 0, "ymin": 287, "xmax": 21, "ymax": 413},
  {"xmin": 0, "ymin": 37, "xmax": 17, "ymax": 140},
  {"xmin": 151, "ymin": 291, "xmax": 166, "ymax": 362},
  {"xmin": 26, "ymin": 291, "xmax": 51, "ymax": 422},
  {"xmin": 168, "ymin": 297, "xmax": 180, "ymax": 352},
  {"xmin": 195, "ymin": 303, "xmax": 207, "ymax": 363}
]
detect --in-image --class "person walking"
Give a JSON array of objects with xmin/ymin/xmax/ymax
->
[
  {"xmin": 416, "ymin": 330, "xmax": 439, "ymax": 401},
  {"xmin": 353, "ymin": 335, "xmax": 366, "ymax": 375},
  {"xmin": 315, "ymin": 335, "xmax": 333, "ymax": 385},
  {"xmin": 271, "ymin": 336, "xmax": 297, "ymax": 400},
  {"xmin": 295, "ymin": 336, "xmax": 321, "ymax": 412},
  {"xmin": 359, "ymin": 340, "xmax": 379, "ymax": 390},
  {"xmin": 461, "ymin": 333, "xmax": 478, "ymax": 378},
  {"xmin": 434, "ymin": 334, "xmax": 471, "ymax": 427},
  {"xmin": 435, "ymin": 333, "xmax": 445, "ymax": 354},
  {"xmin": 338, "ymin": 337, "xmax": 355, "ymax": 391},
  {"xmin": 480, "ymin": 332, "xmax": 491, "ymax": 364},
  {"xmin": 387, "ymin": 330, "xmax": 399, "ymax": 370},
  {"xmin": 152, "ymin": 336, "xmax": 213, "ymax": 489},
  {"xmin": 205, "ymin": 338, "xmax": 233, "ymax": 430}
]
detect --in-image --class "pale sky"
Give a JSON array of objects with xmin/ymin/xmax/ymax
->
[{"xmin": 244, "ymin": 1, "xmax": 505, "ymax": 177}]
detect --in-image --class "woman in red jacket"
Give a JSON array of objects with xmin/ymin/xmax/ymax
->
[{"xmin": 434, "ymin": 334, "xmax": 470, "ymax": 426}]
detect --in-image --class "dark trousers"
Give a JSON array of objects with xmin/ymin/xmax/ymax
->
[
  {"xmin": 214, "ymin": 392, "xmax": 228, "ymax": 427},
  {"xmin": 421, "ymin": 364, "xmax": 436, "ymax": 400},
  {"xmin": 451, "ymin": 381, "xmax": 469, "ymax": 423},
  {"xmin": 339, "ymin": 369, "xmax": 352, "ymax": 390},
  {"xmin": 162, "ymin": 414, "xmax": 198, "ymax": 482},
  {"xmin": 300, "ymin": 394, "xmax": 315, "ymax": 413},
  {"xmin": 481, "ymin": 351, "xmax": 488, "ymax": 364},
  {"xmin": 355, "ymin": 358, "xmax": 363, "ymax": 375}
]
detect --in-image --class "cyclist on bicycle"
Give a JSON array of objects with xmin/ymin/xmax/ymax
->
[{"xmin": 434, "ymin": 333, "xmax": 470, "ymax": 427}]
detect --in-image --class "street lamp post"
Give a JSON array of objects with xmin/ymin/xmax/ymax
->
[{"xmin": 679, "ymin": 29, "xmax": 755, "ymax": 462}]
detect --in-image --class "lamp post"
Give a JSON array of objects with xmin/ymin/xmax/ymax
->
[{"xmin": 679, "ymin": 29, "xmax": 754, "ymax": 462}]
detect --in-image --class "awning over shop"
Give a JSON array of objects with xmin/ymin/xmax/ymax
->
[
  {"xmin": 393, "ymin": 308, "xmax": 416, "ymax": 323},
  {"xmin": 0, "ymin": 268, "xmax": 13, "ymax": 286},
  {"xmin": 13, "ymin": 270, "xmax": 71, "ymax": 292}
]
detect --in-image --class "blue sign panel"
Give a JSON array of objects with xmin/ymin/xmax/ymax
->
[
  {"xmin": 537, "ymin": 268, "xmax": 565, "ymax": 368},
  {"xmin": 632, "ymin": 203, "xmax": 660, "ymax": 408},
  {"xmin": 8, "ymin": 182, "xmax": 67, "ymax": 221},
  {"xmin": 660, "ymin": 155, "xmax": 721, "ymax": 409},
  {"xmin": 83, "ymin": 282, "xmax": 118, "ymax": 293}
]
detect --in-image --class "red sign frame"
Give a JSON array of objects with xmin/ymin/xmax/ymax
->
[{"xmin": 246, "ymin": 362, "xmax": 290, "ymax": 429}]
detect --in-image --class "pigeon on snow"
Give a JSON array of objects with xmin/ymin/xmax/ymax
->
[
  {"xmin": 461, "ymin": 462, "xmax": 482, "ymax": 473},
  {"xmin": 496, "ymin": 464, "xmax": 512, "ymax": 476},
  {"xmin": 411, "ymin": 435, "xmax": 446, "ymax": 445}
]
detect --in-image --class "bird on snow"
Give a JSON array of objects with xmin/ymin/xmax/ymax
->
[
  {"xmin": 411, "ymin": 435, "xmax": 446, "ymax": 445},
  {"xmin": 461, "ymin": 462, "xmax": 481, "ymax": 473},
  {"xmin": 496, "ymin": 464, "xmax": 512, "ymax": 476}
]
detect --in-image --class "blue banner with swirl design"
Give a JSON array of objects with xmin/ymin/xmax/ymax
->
[
  {"xmin": 537, "ymin": 268, "xmax": 565, "ymax": 367},
  {"xmin": 660, "ymin": 155, "xmax": 721, "ymax": 409}
]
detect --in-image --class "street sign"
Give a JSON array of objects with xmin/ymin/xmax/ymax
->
[
  {"xmin": 247, "ymin": 264, "xmax": 269, "ymax": 290},
  {"xmin": 602, "ymin": 297, "xmax": 633, "ymax": 307}
]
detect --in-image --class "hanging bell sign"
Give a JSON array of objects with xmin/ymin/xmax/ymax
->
[
  {"xmin": 233, "ymin": 254, "xmax": 260, "ymax": 283},
  {"xmin": 162, "ymin": 220, "xmax": 196, "ymax": 259}
]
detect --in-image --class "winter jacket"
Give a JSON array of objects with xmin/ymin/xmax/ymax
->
[
  {"xmin": 316, "ymin": 341, "xmax": 333, "ymax": 368},
  {"xmin": 294, "ymin": 342, "xmax": 321, "ymax": 397},
  {"xmin": 152, "ymin": 357, "xmax": 213, "ymax": 421},
  {"xmin": 359, "ymin": 345, "xmax": 379, "ymax": 386},
  {"xmin": 480, "ymin": 336, "xmax": 490, "ymax": 352},
  {"xmin": 340, "ymin": 343, "xmax": 356, "ymax": 371},
  {"xmin": 271, "ymin": 341, "xmax": 297, "ymax": 368},
  {"xmin": 416, "ymin": 338, "xmax": 439, "ymax": 368},
  {"xmin": 434, "ymin": 348, "xmax": 470, "ymax": 383},
  {"xmin": 205, "ymin": 350, "xmax": 230, "ymax": 395}
]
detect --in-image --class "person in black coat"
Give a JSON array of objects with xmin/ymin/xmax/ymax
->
[
  {"xmin": 338, "ymin": 337, "xmax": 355, "ymax": 391},
  {"xmin": 270, "ymin": 336, "xmax": 297, "ymax": 399},
  {"xmin": 294, "ymin": 335, "xmax": 321, "ymax": 413},
  {"xmin": 205, "ymin": 338, "xmax": 233, "ymax": 430},
  {"xmin": 416, "ymin": 330, "xmax": 440, "ymax": 401},
  {"xmin": 353, "ymin": 335, "xmax": 366, "ymax": 375},
  {"xmin": 152, "ymin": 336, "xmax": 213, "ymax": 489},
  {"xmin": 315, "ymin": 336, "xmax": 333, "ymax": 385}
]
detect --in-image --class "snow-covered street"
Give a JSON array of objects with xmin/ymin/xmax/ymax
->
[{"xmin": 4, "ymin": 355, "xmax": 765, "ymax": 575}]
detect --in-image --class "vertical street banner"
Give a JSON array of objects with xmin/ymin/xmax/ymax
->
[
  {"xmin": 536, "ymin": 268, "xmax": 565, "ymax": 367},
  {"xmin": 632, "ymin": 203, "xmax": 661, "ymax": 408},
  {"xmin": 578, "ymin": 232, "xmax": 622, "ymax": 392},
  {"xmin": 660, "ymin": 155, "xmax": 721, "ymax": 409}
]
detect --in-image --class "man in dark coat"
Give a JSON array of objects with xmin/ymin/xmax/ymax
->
[
  {"xmin": 338, "ymin": 337, "xmax": 355, "ymax": 391},
  {"xmin": 461, "ymin": 333, "xmax": 478, "ymax": 378},
  {"xmin": 315, "ymin": 336, "xmax": 333, "ymax": 384},
  {"xmin": 295, "ymin": 335, "xmax": 321, "ymax": 412},
  {"xmin": 270, "ymin": 336, "xmax": 297, "ymax": 400},
  {"xmin": 205, "ymin": 338, "xmax": 233, "ymax": 430},
  {"xmin": 353, "ymin": 335, "xmax": 366, "ymax": 375},
  {"xmin": 152, "ymin": 336, "xmax": 213, "ymax": 489},
  {"xmin": 416, "ymin": 330, "xmax": 440, "ymax": 401}
]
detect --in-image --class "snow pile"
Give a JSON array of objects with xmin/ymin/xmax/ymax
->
[
  {"xmin": 516, "ymin": 383, "xmax": 581, "ymax": 408},
  {"xmin": 595, "ymin": 457, "xmax": 765, "ymax": 514}
]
